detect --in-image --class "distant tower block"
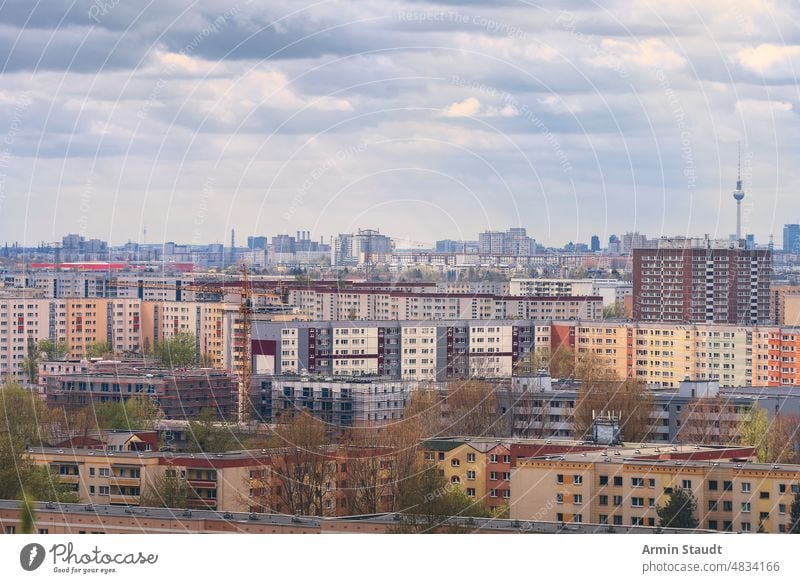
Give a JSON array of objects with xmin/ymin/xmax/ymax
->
[{"xmin": 733, "ymin": 144, "xmax": 745, "ymax": 241}]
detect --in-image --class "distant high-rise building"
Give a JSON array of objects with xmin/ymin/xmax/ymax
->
[
  {"xmin": 436, "ymin": 239, "xmax": 466, "ymax": 253},
  {"xmin": 607, "ymin": 235, "xmax": 621, "ymax": 254},
  {"xmin": 633, "ymin": 236, "xmax": 771, "ymax": 324},
  {"xmin": 590, "ymin": 235, "xmax": 600, "ymax": 252},
  {"xmin": 784, "ymin": 224, "xmax": 800, "ymax": 253},
  {"xmin": 247, "ymin": 236, "xmax": 268, "ymax": 250},
  {"xmin": 478, "ymin": 228, "xmax": 535, "ymax": 256},
  {"xmin": 331, "ymin": 229, "xmax": 393, "ymax": 266}
]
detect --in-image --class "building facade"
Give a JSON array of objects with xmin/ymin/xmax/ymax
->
[{"xmin": 632, "ymin": 237, "xmax": 771, "ymax": 324}]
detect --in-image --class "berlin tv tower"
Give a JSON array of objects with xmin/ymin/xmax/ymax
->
[{"xmin": 733, "ymin": 144, "xmax": 745, "ymax": 241}]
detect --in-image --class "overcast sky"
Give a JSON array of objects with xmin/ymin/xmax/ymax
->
[{"xmin": 0, "ymin": 0, "xmax": 798, "ymax": 248}]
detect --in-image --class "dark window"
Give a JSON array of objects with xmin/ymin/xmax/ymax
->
[{"xmin": 708, "ymin": 480, "xmax": 718, "ymax": 491}]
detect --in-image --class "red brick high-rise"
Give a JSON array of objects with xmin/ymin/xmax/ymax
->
[{"xmin": 633, "ymin": 237, "xmax": 771, "ymax": 324}]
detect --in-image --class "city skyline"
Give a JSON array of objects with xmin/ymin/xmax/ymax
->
[{"xmin": 0, "ymin": 1, "xmax": 798, "ymax": 247}]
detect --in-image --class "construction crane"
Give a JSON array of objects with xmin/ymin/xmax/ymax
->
[{"xmin": 114, "ymin": 264, "xmax": 257, "ymax": 422}]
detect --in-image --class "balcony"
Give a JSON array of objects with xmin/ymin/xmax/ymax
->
[
  {"xmin": 109, "ymin": 494, "xmax": 140, "ymax": 505},
  {"xmin": 187, "ymin": 479, "xmax": 217, "ymax": 489},
  {"xmin": 57, "ymin": 474, "xmax": 80, "ymax": 485},
  {"xmin": 110, "ymin": 476, "xmax": 141, "ymax": 487}
]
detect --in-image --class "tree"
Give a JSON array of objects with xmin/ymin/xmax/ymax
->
[
  {"xmin": 153, "ymin": 332, "xmax": 198, "ymax": 368},
  {"xmin": 392, "ymin": 464, "xmax": 490, "ymax": 533},
  {"xmin": 572, "ymin": 354, "xmax": 653, "ymax": 441},
  {"xmin": 86, "ymin": 341, "xmax": 112, "ymax": 359},
  {"xmin": 186, "ymin": 408, "xmax": 238, "ymax": 453},
  {"xmin": 139, "ymin": 469, "xmax": 192, "ymax": 508},
  {"xmin": 678, "ymin": 397, "xmax": 740, "ymax": 445},
  {"xmin": 338, "ymin": 427, "xmax": 395, "ymax": 515},
  {"xmin": 23, "ymin": 339, "xmax": 70, "ymax": 383},
  {"xmin": 263, "ymin": 414, "xmax": 334, "ymax": 516},
  {"xmin": 789, "ymin": 492, "xmax": 800, "ymax": 534},
  {"xmin": 0, "ymin": 383, "xmax": 78, "ymax": 503},
  {"xmin": 657, "ymin": 487, "xmax": 698, "ymax": 529},
  {"xmin": 19, "ymin": 495, "xmax": 36, "ymax": 534},
  {"xmin": 444, "ymin": 379, "xmax": 502, "ymax": 437},
  {"xmin": 549, "ymin": 345, "xmax": 576, "ymax": 378},
  {"xmin": 602, "ymin": 302, "xmax": 627, "ymax": 319},
  {"xmin": 513, "ymin": 348, "xmax": 552, "ymax": 376},
  {"xmin": 738, "ymin": 405, "xmax": 771, "ymax": 462},
  {"xmin": 92, "ymin": 396, "xmax": 163, "ymax": 431}
]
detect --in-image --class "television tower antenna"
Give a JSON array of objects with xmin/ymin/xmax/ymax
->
[{"xmin": 732, "ymin": 143, "xmax": 745, "ymax": 241}]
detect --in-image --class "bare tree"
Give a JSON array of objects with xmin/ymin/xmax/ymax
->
[
  {"xmin": 678, "ymin": 397, "xmax": 739, "ymax": 445},
  {"xmin": 267, "ymin": 414, "xmax": 335, "ymax": 516}
]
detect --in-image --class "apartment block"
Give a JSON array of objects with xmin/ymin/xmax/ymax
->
[
  {"xmin": 509, "ymin": 445, "xmax": 800, "ymax": 534},
  {"xmin": 249, "ymin": 320, "xmax": 548, "ymax": 381},
  {"xmin": 44, "ymin": 365, "xmax": 238, "ymax": 420},
  {"xmin": 252, "ymin": 374, "xmax": 434, "ymax": 425},
  {"xmin": 633, "ymin": 237, "xmax": 771, "ymax": 324},
  {"xmin": 285, "ymin": 286, "xmax": 601, "ymax": 321},
  {"xmin": 550, "ymin": 320, "xmax": 800, "ymax": 388},
  {"xmin": 140, "ymin": 301, "xmax": 225, "ymax": 366},
  {"xmin": 770, "ymin": 286, "xmax": 800, "ymax": 326}
]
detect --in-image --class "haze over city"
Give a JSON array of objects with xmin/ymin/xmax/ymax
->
[{"xmin": 1, "ymin": 0, "xmax": 799, "ymax": 247}]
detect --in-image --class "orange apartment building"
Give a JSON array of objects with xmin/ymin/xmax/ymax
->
[{"xmin": 551, "ymin": 321, "xmax": 800, "ymax": 388}]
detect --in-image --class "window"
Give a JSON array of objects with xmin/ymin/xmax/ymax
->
[
  {"xmin": 490, "ymin": 472, "xmax": 498, "ymax": 480},
  {"xmin": 613, "ymin": 495, "xmax": 623, "ymax": 506},
  {"xmin": 466, "ymin": 470, "xmax": 476, "ymax": 481},
  {"xmin": 503, "ymin": 455, "xmax": 511, "ymax": 463},
  {"xmin": 599, "ymin": 475, "xmax": 608, "ymax": 485},
  {"xmin": 573, "ymin": 514, "xmax": 582, "ymax": 523},
  {"xmin": 557, "ymin": 474, "xmax": 564, "ymax": 484},
  {"xmin": 741, "ymin": 522, "xmax": 751, "ymax": 532},
  {"xmin": 613, "ymin": 476, "xmax": 623, "ymax": 487},
  {"xmin": 631, "ymin": 497, "xmax": 644, "ymax": 508},
  {"xmin": 708, "ymin": 520, "xmax": 718, "ymax": 530},
  {"xmin": 632, "ymin": 477, "xmax": 643, "ymax": 487},
  {"xmin": 467, "ymin": 453, "xmax": 476, "ymax": 463},
  {"xmin": 631, "ymin": 517, "xmax": 644, "ymax": 526},
  {"xmin": 466, "ymin": 488, "xmax": 476, "ymax": 497},
  {"xmin": 613, "ymin": 515, "xmax": 623, "ymax": 526},
  {"xmin": 648, "ymin": 498, "xmax": 655, "ymax": 508},
  {"xmin": 724, "ymin": 521, "xmax": 733, "ymax": 531},
  {"xmin": 779, "ymin": 484, "xmax": 786, "ymax": 494},
  {"xmin": 438, "ymin": 452, "xmax": 445, "ymax": 461},
  {"xmin": 708, "ymin": 480, "xmax": 718, "ymax": 491},
  {"xmin": 648, "ymin": 478, "xmax": 656, "ymax": 488},
  {"xmin": 89, "ymin": 485, "xmax": 95, "ymax": 495},
  {"xmin": 792, "ymin": 484, "xmax": 800, "ymax": 494},
  {"xmin": 708, "ymin": 500, "xmax": 718, "ymax": 511},
  {"xmin": 599, "ymin": 495, "xmax": 608, "ymax": 506},
  {"xmin": 99, "ymin": 468, "xmax": 109, "ymax": 477},
  {"xmin": 451, "ymin": 459, "xmax": 460, "ymax": 467},
  {"xmin": 759, "ymin": 491, "xmax": 769, "ymax": 500},
  {"xmin": 779, "ymin": 504, "xmax": 787, "ymax": 514},
  {"xmin": 89, "ymin": 467, "xmax": 96, "ymax": 477},
  {"xmin": 489, "ymin": 454, "xmax": 498, "ymax": 463},
  {"xmin": 723, "ymin": 501, "xmax": 733, "ymax": 512},
  {"xmin": 681, "ymin": 479, "xmax": 692, "ymax": 489},
  {"xmin": 38, "ymin": 528, "xmax": 48, "ymax": 534},
  {"xmin": 599, "ymin": 514, "xmax": 608, "ymax": 525},
  {"xmin": 741, "ymin": 502, "xmax": 751, "ymax": 513},
  {"xmin": 556, "ymin": 493, "xmax": 564, "ymax": 504},
  {"xmin": 573, "ymin": 475, "xmax": 583, "ymax": 485},
  {"xmin": 502, "ymin": 472, "xmax": 510, "ymax": 480},
  {"xmin": 556, "ymin": 513, "xmax": 564, "ymax": 522},
  {"xmin": 573, "ymin": 494, "xmax": 583, "ymax": 504},
  {"xmin": 742, "ymin": 482, "xmax": 751, "ymax": 493},
  {"xmin": 490, "ymin": 489, "xmax": 498, "ymax": 498},
  {"xmin": 99, "ymin": 486, "xmax": 109, "ymax": 495}
]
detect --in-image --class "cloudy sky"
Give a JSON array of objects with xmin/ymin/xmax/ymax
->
[{"xmin": 0, "ymin": 0, "xmax": 798, "ymax": 248}]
